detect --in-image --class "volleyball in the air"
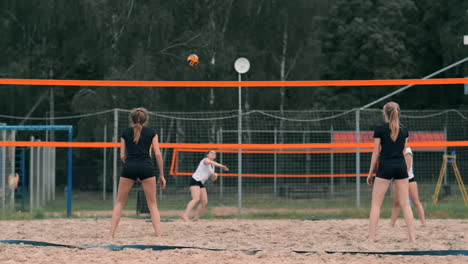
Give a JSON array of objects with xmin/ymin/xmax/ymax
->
[{"xmin": 187, "ymin": 54, "xmax": 199, "ymax": 66}]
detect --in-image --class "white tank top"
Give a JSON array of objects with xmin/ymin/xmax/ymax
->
[
  {"xmin": 192, "ymin": 158, "xmax": 215, "ymax": 184},
  {"xmin": 404, "ymin": 147, "xmax": 414, "ymax": 179}
]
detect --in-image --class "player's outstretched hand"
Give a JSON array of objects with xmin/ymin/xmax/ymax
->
[{"xmin": 222, "ymin": 165, "xmax": 229, "ymax": 171}]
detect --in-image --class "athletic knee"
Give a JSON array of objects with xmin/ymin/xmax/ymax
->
[
  {"xmin": 399, "ymin": 199, "xmax": 411, "ymax": 207},
  {"xmin": 117, "ymin": 195, "xmax": 128, "ymax": 204},
  {"xmin": 191, "ymin": 197, "xmax": 201, "ymax": 204},
  {"xmin": 201, "ymin": 199, "xmax": 208, "ymax": 207}
]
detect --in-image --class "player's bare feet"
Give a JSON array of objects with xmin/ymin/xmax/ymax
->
[
  {"xmin": 181, "ymin": 215, "xmax": 190, "ymax": 222},
  {"xmin": 109, "ymin": 232, "xmax": 116, "ymax": 241}
]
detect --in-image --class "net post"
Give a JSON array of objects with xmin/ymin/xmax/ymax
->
[{"xmin": 355, "ymin": 109, "xmax": 361, "ymax": 210}]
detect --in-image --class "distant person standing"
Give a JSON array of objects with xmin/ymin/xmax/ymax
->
[
  {"xmin": 110, "ymin": 108, "xmax": 166, "ymax": 238},
  {"xmin": 390, "ymin": 146, "xmax": 426, "ymax": 227},
  {"xmin": 182, "ymin": 150, "xmax": 229, "ymax": 222},
  {"xmin": 367, "ymin": 102, "xmax": 416, "ymax": 242}
]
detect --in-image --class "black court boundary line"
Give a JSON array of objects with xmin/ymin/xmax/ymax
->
[
  {"xmin": 293, "ymin": 250, "xmax": 468, "ymax": 256},
  {"xmin": 1, "ymin": 240, "xmax": 467, "ymax": 256},
  {"xmin": 0, "ymin": 240, "xmax": 84, "ymax": 249}
]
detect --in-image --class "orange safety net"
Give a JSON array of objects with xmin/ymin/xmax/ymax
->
[{"xmin": 0, "ymin": 78, "xmax": 467, "ymax": 87}]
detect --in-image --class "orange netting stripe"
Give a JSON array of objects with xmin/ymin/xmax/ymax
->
[
  {"xmin": 0, "ymin": 141, "xmax": 467, "ymax": 148},
  {"xmin": 171, "ymin": 172, "xmax": 370, "ymax": 178},
  {"xmin": 0, "ymin": 78, "xmax": 467, "ymax": 87},
  {"xmin": 173, "ymin": 148, "xmax": 373, "ymax": 154}
]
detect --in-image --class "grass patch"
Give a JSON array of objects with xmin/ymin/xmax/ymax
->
[{"xmin": 3, "ymin": 189, "xmax": 467, "ymax": 220}]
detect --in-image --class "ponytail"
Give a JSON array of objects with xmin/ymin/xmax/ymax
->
[
  {"xmin": 389, "ymin": 108, "xmax": 400, "ymax": 141},
  {"xmin": 133, "ymin": 123, "xmax": 143, "ymax": 143},
  {"xmin": 129, "ymin": 107, "xmax": 149, "ymax": 143},
  {"xmin": 383, "ymin": 102, "xmax": 400, "ymax": 141}
]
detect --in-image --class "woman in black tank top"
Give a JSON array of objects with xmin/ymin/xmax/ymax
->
[
  {"xmin": 366, "ymin": 102, "xmax": 416, "ymax": 243},
  {"xmin": 110, "ymin": 108, "xmax": 166, "ymax": 238}
]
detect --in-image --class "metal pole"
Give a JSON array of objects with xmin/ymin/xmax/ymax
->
[
  {"xmin": 1, "ymin": 131, "xmax": 5, "ymax": 209},
  {"xmin": 67, "ymin": 128, "xmax": 73, "ymax": 217},
  {"xmin": 103, "ymin": 125, "xmax": 107, "ymax": 200},
  {"xmin": 217, "ymin": 128, "xmax": 224, "ymax": 199},
  {"xmin": 238, "ymin": 73, "xmax": 243, "ymax": 215},
  {"xmin": 30, "ymin": 136, "xmax": 34, "ymax": 211},
  {"xmin": 304, "ymin": 132, "xmax": 310, "ymax": 184},
  {"xmin": 45, "ymin": 129, "xmax": 49, "ymax": 204},
  {"xmin": 113, "ymin": 109, "xmax": 118, "ymax": 205},
  {"xmin": 47, "ymin": 146, "xmax": 51, "ymax": 202},
  {"xmin": 274, "ymin": 127, "xmax": 278, "ymax": 195},
  {"xmin": 355, "ymin": 110, "xmax": 361, "ymax": 210},
  {"xmin": 52, "ymin": 147, "xmax": 56, "ymax": 200},
  {"xmin": 21, "ymin": 148, "xmax": 26, "ymax": 210},
  {"xmin": 35, "ymin": 141, "xmax": 40, "ymax": 209},
  {"xmin": 330, "ymin": 126, "xmax": 335, "ymax": 197},
  {"xmin": 42, "ymin": 147, "xmax": 46, "ymax": 206},
  {"xmin": 444, "ymin": 126, "xmax": 448, "ymax": 185},
  {"xmin": 9, "ymin": 132, "xmax": 16, "ymax": 207}
]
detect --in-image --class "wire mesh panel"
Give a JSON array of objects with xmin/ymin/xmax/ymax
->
[
  {"xmin": 115, "ymin": 108, "xmax": 468, "ymax": 214},
  {"xmin": 0, "ymin": 126, "xmax": 15, "ymax": 210},
  {"xmin": 3, "ymin": 108, "xmax": 466, "ymax": 215}
]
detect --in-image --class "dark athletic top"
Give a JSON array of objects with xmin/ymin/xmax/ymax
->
[
  {"xmin": 121, "ymin": 127, "xmax": 157, "ymax": 164},
  {"xmin": 373, "ymin": 123, "xmax": 409, "ymax": 168}
]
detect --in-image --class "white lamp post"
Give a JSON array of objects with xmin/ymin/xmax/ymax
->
[{"xmin": 234, "ymin": 57, "xmax": 250, "ymax": 215}]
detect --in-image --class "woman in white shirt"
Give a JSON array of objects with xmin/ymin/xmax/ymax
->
[
  {"xmin": 182, "ymin": 149, "xmax": 229, "ymax": 222},
  {"xmin": 390, "ymin": 147, "xmax": 427, "ymax": 226}
]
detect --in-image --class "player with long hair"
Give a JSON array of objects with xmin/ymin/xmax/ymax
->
[
  {"xmin": 367, "ymin": 102, "xmax": 416, "ymax": 242},
  {"xmin": 110, "ymin": 108, "xmax": 166, "ymax": 238},
  {"xmin": 390, "ymin": 146, "xmax": 426, "ymax": 227}
]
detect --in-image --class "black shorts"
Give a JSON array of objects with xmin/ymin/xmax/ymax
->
[
  {"xmin": 409, "ymin": 178, "xmax": 416, "ymax": 183},
  {"xmin": 189, "ymin": 178, "xmax": 205, "ymax": 188},
  {"xmin": 376, "ymin": 167, "xmax": 408, "ymax": 180},
  {"xmin": 121, "ymin": 162, "xmax": 154, "ymax": 181}
]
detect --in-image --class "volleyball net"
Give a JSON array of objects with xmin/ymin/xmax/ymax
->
[
  {"xmin": 0, "ymin": 77, "xmax": 468, "ymax": 215},
  {"xmin": 1, "ymin": 108, "xmax": 467, "ymax": 215}
]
